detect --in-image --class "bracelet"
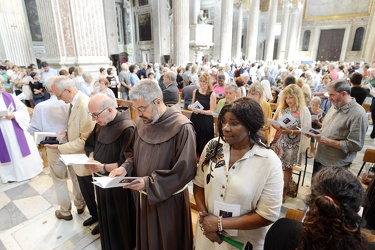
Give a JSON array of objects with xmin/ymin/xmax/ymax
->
[{"xmin": 218, "ymin": 216, "xmax": 223, "ymax": 232}]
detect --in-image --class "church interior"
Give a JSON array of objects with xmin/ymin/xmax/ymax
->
[{"xmin": 1, "ymin": 0, "xmax": 375, "ymax": 249}]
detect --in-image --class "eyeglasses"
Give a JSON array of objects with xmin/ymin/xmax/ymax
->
[
  {"xmin": 132, "ymin": 98, "xmax": 157, "ymax": 112},
  {"xmin": 89, "ymin": 107, "xmax": 108, "ymax": 120},
  {"xmin": 56, "ymin": 89, "xmax": 67, "ymax": 98}
]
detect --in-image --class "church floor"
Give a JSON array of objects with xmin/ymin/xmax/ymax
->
[{"xmin": 0, "ymin": 127, "xmax": 374, "ymax": 249}]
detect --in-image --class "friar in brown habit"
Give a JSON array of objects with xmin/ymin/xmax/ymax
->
[{"xmin": 110, "ymin": 79, "xmax": 197, "ymax": 250}]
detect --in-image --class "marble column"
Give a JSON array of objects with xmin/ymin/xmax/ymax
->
[
  {"xmin": 232, "ymin": 3, "xmax": 244, "ymax": 61},
  {"xmin": 0, "ymin": 0, "xmax": 35, "ymax": 66},
  {"xmin": 35, "ymin": 0, "xmax": 110, "ymax": 74},
  {"xmin": 264, "ymin": 0, "xmax": 278, "ymax": 61},
  {"xmin": 213, "ymin": 0, "xmax": 222, "ymax": 61},
  {"xmin": 219, "ymin": 0, "xmax": 234, "ymax": 63},
  {"xmin": 286, "ymin": 3, "xmax": 300, "ymax": 62},
  {"xmin": 173, "ymin": 0, "xmax": 189, "ymax": 66},
  {"xmin": 362, "ymin": 1, "xmax": 375, "ymax": 62},
  {"xmin": 278, "ymin": 0, "xmax": 290, "ymax": 61},
  {"xmin": 245, "ymin": 0, "xmax": 260, "ymax": 61},
  {"xmin": 123, "ymin": 1, "xmax": 135, "ymax": 62}
]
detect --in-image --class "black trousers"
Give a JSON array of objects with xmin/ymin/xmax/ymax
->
[
  {"xmin": 313, "ymin": 159, "xmax": 350, "ymax": 177},
  {"xmin": 77, "ymin": 175, "xmax": 98, "ymax": 219}
]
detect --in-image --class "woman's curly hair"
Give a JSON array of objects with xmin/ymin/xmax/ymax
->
[{"xmin": 300, "ymin": 167, "xmax": 366, "ymax": 250}]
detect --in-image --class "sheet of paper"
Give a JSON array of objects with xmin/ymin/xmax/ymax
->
[
  {"xmin": 214, "ymin": 200, "xmax": 241, "ymax": 236},
  {"xmin": 59, "ymin": 154, "xmax": 101, "ymax": 166},
  {"xmin": 92, "ymin": 176, "xmax": 141, "ymax": 189},
  {"xmin": 311, "ymin": 112, "xmax": 323, "ymax": 121}
]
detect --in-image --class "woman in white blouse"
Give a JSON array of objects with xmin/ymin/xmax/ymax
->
[{"xmin": 193, "ymin": 97, "xmax": 283, "ymax": 250}]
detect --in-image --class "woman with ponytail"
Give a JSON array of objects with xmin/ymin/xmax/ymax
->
[
  {"xmin": 265, "ymin": 167, "xmax": 371, "ymax": 250},
  {"xmin": 193, "ymin": 97, "xmax": 284, "ymax": 250}
]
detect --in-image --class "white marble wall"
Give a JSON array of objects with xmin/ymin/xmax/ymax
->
[{"xmin": 0, "ymin": 0, "xmax": 35, "ymax": 65}]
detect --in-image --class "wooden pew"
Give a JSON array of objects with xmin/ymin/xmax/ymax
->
[{"xmin": 118, "ymin": 99, "xmax": 137, "ymax": 123}]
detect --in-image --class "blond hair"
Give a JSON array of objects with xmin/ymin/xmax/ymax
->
[{"xmin": 279, "ymin": 84, "xmax": 306, "ymax": 112}]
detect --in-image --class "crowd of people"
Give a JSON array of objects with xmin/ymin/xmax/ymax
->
[{"xmin": 1, "ymin": 58, "xmax": 375, "ymax": 249}]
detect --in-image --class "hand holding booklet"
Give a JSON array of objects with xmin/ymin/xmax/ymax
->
[
  {"xmin": 190, "ymin": 100, "xmax": 204, "ymax": 110},
  {"xmin": 93, "ymin": 176, "xmax": 141, "ymax": 189}
]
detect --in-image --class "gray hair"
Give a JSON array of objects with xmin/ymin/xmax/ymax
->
[
  {"xmin": 82, "ymin": 72, "xmax": 92, "ymax": 81},
  {"xmin": 130, "ymin": 79, "xmax": 163, "ymax": 103},
  {"xmin": 225, "ymin": 83, "xmax": 239, "ymax": 92},
  {"xmin": 328, "ymin": 79, "xmax": 351, "ymax": 95},
  {"xmin": 54, "ymin": 76, "xmax": 76, "ymax": 91},
  {"xmin": 165, "ymin": 71, "xmax": 177, "ymax": 82},
  {"xmin": 310, "ymin": 96, "xmax": 321, "ymax": 105}
]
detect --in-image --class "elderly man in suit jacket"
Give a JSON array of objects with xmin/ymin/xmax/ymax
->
[{"xmin": 47, "ymin": 76, "xmax": 98, "ymax": 233}]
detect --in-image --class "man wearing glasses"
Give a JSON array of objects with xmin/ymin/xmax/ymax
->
[
  {"xmin": 84, "ymin": 93, "xmax": 136, "ymax": 248},
  {"xmin": 110, "ymin": 79, "xmax": 197, "ymax": 250},
  {"xmin": 47, "ymin": 77, "xmax": 97, "ymax": 232}
]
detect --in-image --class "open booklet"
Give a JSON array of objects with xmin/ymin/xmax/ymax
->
[
  {"xmin": 267, "ymin": 113, "xmax": 296, "ymax": 128},
  {"xmin": 59, "ymin": 154, "xmax": 101, "ymax": 166},
  {"xmin": 300, "ymin": 127, "xmax": 321, "ymax": 137},
  {"xmin": 34, "ymin": 132, "xmax": 63, "ymax": 145},
  {"xmin": 214, "ymin": 200, "xmax": 241, "ymax": 236},
  {"xmin": 92, "ymin": 176, "xmax": 141, "ymax": 189},
  {"xmin": 0, "ymin": 103, "xmax": 14, "ymax": 117}
]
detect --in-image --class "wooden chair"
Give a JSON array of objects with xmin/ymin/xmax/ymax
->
[
  {"xmin": 291, "ymin": 150, "xmax": 308, "ymax": 197},
  {"xmin": 181, "ymin": 109, "xmax": 192, "ymax": 119},
  {"xmin": 118, "ymin": 100, "xmax": 137, "ymax": 123},
  {"xmin": 357, "ymin": 148, "xmax": 375, "ymax": 177},
  {"xmin": 285, "ymin": 208, "xmax": 305, "ymax": 221}
]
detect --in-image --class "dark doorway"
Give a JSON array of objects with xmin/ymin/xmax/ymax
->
[
  {"xmin": 273, "ymin": 38, "xmax": 279, "ymax": 60},
  {"xmin": 316, "ymin": 29, "xmax": 345, "ymax": 61}
]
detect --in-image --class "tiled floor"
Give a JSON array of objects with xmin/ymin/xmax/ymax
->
[{"xmin": 0, "ymin": 127, "xmax": 374, "ymax": 249}]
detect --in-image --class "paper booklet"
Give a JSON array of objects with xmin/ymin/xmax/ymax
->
[
  {"xmin": 267, "ymin": 113, "xmax": 296, "ymax": 128},
  {"xmin": 190, "ymin": 100, "xmax": 204, "ymax": 110},
  {"xmin": 300, "ymin": 127, "xmax": 321, "ymax": 137},
  {"xmin": 34, "ymin": 132, "xmax": 63, "ymax": 145},
  {"xmin": 92, "ymin": 176, "xmax": 140, "ymax": 189},
  {"xmin": 214, "ymin": 200, "xmax": 241, "ymax": 236},
  {"xmin": 59, "ymin": 154, "xmax": 101, "ymax": 166},
  {"xmin": 311, "ymin": 112, "xmax": 323, "ymax": 121},
  {"xmin": 0, "ymin": 103, "xmax": 14, "ymax": 117}
]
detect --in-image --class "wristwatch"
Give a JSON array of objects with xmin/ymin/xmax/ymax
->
[{"xmin": 99, "ymin": 164, "xmax": 107, "ymax": 174}]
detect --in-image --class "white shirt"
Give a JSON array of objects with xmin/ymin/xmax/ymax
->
[{"xmin": 28, "ymin": 95, "xmax": 69, "ymax": 134}]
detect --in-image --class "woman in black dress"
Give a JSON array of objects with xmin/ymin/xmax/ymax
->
[{"xmin": 189, "ymin": 72, "xmax": 217, "ymax": 158}]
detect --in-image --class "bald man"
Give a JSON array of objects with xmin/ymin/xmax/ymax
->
[{"xmin": 84, "ymin": 94, "xmax": 136, "ymax": 246}]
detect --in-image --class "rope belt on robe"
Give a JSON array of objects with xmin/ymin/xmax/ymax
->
[{"xmin": 0, "ymin": 92, "xmax": 31, "ymax": 163}]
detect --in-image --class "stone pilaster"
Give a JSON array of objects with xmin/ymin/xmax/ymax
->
[
  {"xmin": 245, "ymin": 0, "xmax": 260, "ymax": 61},
  {"xmin": 264, "ymin": 0, "xmax": 278, "ymax": 61},
  {"xmin": 278, "ymin": 0, "xmax": 290, "ymax": 61},
  {"xmin": 36, "ymin": 0, "xmax": 110, "ymax": 74},
  {"xmin": 231, "ymin": 3, "xmax": 243, "ymax": 61},
  {"xmin": 0, "ymin": 0, "xmax": 35, "ymax": 65},
  {"xmin": 219, "ymin": 0, "xmax": 233, "ymax": 63},
  {"xmin": 173, "ymin": 0, "xmax": 190, "ymax": 66}
]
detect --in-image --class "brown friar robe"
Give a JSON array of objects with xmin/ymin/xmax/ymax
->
[{"xmin": 124, "ymin": 104, "xmax": 197, "ymax": 250}]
